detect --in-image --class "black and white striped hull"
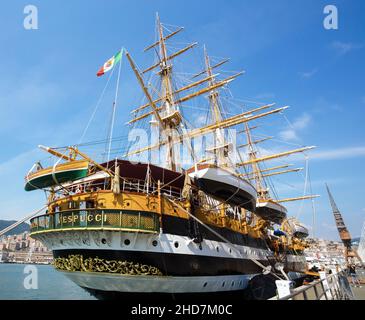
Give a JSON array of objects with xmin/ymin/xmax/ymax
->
[{"xmin": 33, "ymin": 228, "xmax": 307, "ymax": 296}]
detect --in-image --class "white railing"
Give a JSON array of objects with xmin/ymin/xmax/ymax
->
[
  {"xmin": 56, "ymin": 177, "xmax": 183, "ymax": 200},
  {"xmin": 269, "ymin": 269, "xmax": 355, "ymax": 300}
]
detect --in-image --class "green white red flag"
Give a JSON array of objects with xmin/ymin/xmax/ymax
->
[{"xmin": 97, "ymin": 50, "xmax": 122, "ymax": 77}]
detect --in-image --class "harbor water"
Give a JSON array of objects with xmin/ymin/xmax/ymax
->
[{"xmin": 0, "ymin": 263, "xmax": 95, "ymax": 300}]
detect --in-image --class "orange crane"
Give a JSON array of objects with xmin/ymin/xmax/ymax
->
[{"xmin": 326, "ymin": 184, "xmax": 363, "ymax": 267}]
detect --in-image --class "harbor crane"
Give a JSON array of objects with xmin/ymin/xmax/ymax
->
[{"xmin": 326, "ymin": 184, "xmax": 363, "ymax": 267}]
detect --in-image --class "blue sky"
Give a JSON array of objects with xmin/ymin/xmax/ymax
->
[{"xmin": 0, "ymin": 0, "xmax": 364, "ymax": 240}]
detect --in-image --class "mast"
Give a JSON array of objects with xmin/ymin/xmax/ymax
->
[
  {"xmin": 128, "ymin": 14, "xmax": 198, "ymax": 171},
  {"xmin": 243, "ymin": 123, "xmax": 267, "ymax": 198},
  {"xmin": 156, "ymin": 13, "xmax": 177, "ymax": 171},
  {"xmin": 203, "ymin": 46, "xmax": 228, "ymax": 166}
]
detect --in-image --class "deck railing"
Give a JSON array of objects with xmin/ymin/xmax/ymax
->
[
  {"xmin": 269, "ymin": 269, "xmax": 354, "ymax": 300},
  {"xmin": 30, "ymin": 209, "xmax": 160, "ymax": 234},
  {"xmin": 63, "ymin": 177, "xmax": 183, "ymax": 200}
]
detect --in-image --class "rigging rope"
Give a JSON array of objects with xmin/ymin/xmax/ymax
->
[
  {"xmin": 296, "ymin": 156, "xmax": 309, "ymax": 220},
  {"xmin": 0, "ymin": 206, "xmax": 47, "ymax": 237},
  {"xmin": 164, "ymin": 196, "xmax": 283, "ymax": 280},
  {"xmin": 79, "ymin": 63, "xmax": 116, "ymax": 145},
  {"xmin": 106, "ymin": 48, "xmax": 124, "ymax": 164}
]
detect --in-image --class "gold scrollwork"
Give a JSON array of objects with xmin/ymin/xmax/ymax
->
[{"xmin": 53, "ymin": 254, "xmax": 163, "ymax": 276}]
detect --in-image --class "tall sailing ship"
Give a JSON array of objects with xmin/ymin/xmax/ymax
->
[{"xmin": 26, "ymin": 15, "xmax": 318, "ymax": 299}]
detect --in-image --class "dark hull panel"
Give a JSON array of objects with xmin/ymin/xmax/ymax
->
[{"xmin": 53, "ymin": 249, "xmax": 268, "ymax": 277}]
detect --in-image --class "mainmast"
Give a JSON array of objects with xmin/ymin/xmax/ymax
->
[{"xmin": 203, "ymin": 46, "xmax": 230, "ymax": 167}]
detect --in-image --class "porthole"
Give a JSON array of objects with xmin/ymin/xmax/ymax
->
[
  {"xmin": 216, "ymin": 246, "xmax": 219, "ymax": 252},
  {"xmin": 229, "ymin": 248, "xmax": 232, "ymax": 253},
  {"xmin": 60, "ymin": 240, "xmax": 63, "ymax": 245},
  {"xmin": 101, "ymin": 238, "xmax": 107, "ymax": 244},
  {"xmin": 222, "ymin": 282, "xmax": 225, "ymax": 287},
  {"xmin": 152, "ymin": 240, "xmax": 158, "ymax": 247},
  {"xmin": 203, "ymin": 282, "xmax": 207, "ymax": 287},
  {"xmin": 174, "ymin": 241, "xmax": 179, "ymax": 248},
  {"xmin": 231, "ymin": 281, "xmax": 235, "ymax": 287},
  {"xmin": 124, "ymin": 239, "xmax": 131, "ymax": 246}
]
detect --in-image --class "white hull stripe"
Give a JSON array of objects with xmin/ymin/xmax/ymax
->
[{"xmin": 61, "ymin": 271, "xmax": 255, "ymax": 293}]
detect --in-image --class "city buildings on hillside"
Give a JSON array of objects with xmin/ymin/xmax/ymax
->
[
  {"xmin": 0, "ymin": 231, "xmax": 52, "ymax": 264},
  {"xmin": 305, "ymin": 238, "xmax": 347, "ymax": 269}
]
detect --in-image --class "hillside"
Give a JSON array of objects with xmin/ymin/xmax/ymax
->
[{"xmin": 0, "ymin": 220, "xmax": 30, "ymax": 236}]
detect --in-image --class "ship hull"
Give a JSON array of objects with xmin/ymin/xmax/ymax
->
[{"xmin": 32, "ymin": 228, "xmax": 306, "ymax": 297}]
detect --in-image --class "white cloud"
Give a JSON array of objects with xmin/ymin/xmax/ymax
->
[
  {"xmin": 332, "ymin": 41, "xmax": 363, "ymax": 56},
  {"xmin": 311, "ymin": 146, "xmax": 365, "ymax": 161},
  {"xmin": 312, "ymin": 97, "xmax": 343, "ymax": 113},
  {"xmin": 254, "ymin": 93, "xmax": 276, "ymax": 100},
  {"xmin": 279, "ymin": 113, "xmax": 311, "ymax": 142},
  {"xmin": 279, "ymin": 129, "xmax": 298, "ymax": 141},
  {"xmin": 299, "ymin": 69, "xmax": 318, "ymax": 79}
]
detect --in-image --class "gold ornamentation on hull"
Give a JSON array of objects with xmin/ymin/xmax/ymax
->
[{"xmin": 53, "ymin": 254, "xmax": 163, "ymax": 276}]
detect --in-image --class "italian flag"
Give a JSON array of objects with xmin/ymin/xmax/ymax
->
[{"xmin": 97, "ymin": 50, "xmax": 122, "ymax": 77}]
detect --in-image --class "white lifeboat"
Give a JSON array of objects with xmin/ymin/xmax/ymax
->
[
  {"xmin": 291, "ymin": 221, "xmax": 309, "ymax": 239},
  {"xmin": 187, "ymin": 163, "xmax": 257, "ymax": 211},
  {"xmin": 255, "ymin": 199, "xmax": 288, "ymax": 224}
]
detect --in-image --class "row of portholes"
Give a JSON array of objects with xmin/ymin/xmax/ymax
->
[
  {"xmin": 118, "ymin": 238, "xmax": 158, "ymax": 247},
  {"xmin": 202, "ymin": 279, "xmax": 245, "ymax": 288},
  {"xmin": 216, "ymin": 246, "xmax": 233, "ymax": 254},
  {"xmin": 61, "ymin": 236, "xmax": 244, "ymax": 258}
]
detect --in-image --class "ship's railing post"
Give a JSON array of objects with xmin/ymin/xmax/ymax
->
[
  {"xmin": 333, "ymin": 274, "xmax": 342, "ymax": 299},
  {"xmin": 313, "ymin": 283, "xmax": 320, "ymax": 299},
  {"xmin": 302, "ymin": 290, "xmax": 308, "ymax": 300},
  {"xmin": 320, "ymin": 281, "xmax": 328, "ymax": 300},
  {"xmin": 101, "ymin": 210, "xmax": 104, "ymax": 228}
]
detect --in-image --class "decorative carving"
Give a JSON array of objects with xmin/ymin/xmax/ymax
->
[
  {"xmin": 91, "ymin": 231, "xmax": 101, "ymax": 246},
  {"xmin": 80, "ymin": 232, "xmax": 90, "ymax": 246},
  {"xmin": 105, "ymin": 232, "xmax": 113, "ymax": 247},
  {"xmin": 53, "ymin": 254, "xmax": 163, "ymax": 276}
]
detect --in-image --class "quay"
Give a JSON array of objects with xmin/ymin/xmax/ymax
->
[{"xmin": 269, "ymin": 267, "xmax": 365, "ymax": 300}]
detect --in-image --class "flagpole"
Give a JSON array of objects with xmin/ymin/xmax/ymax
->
[{"xmin": 107, "ymin": 48, "xmax": 124, "ymax": 164}]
